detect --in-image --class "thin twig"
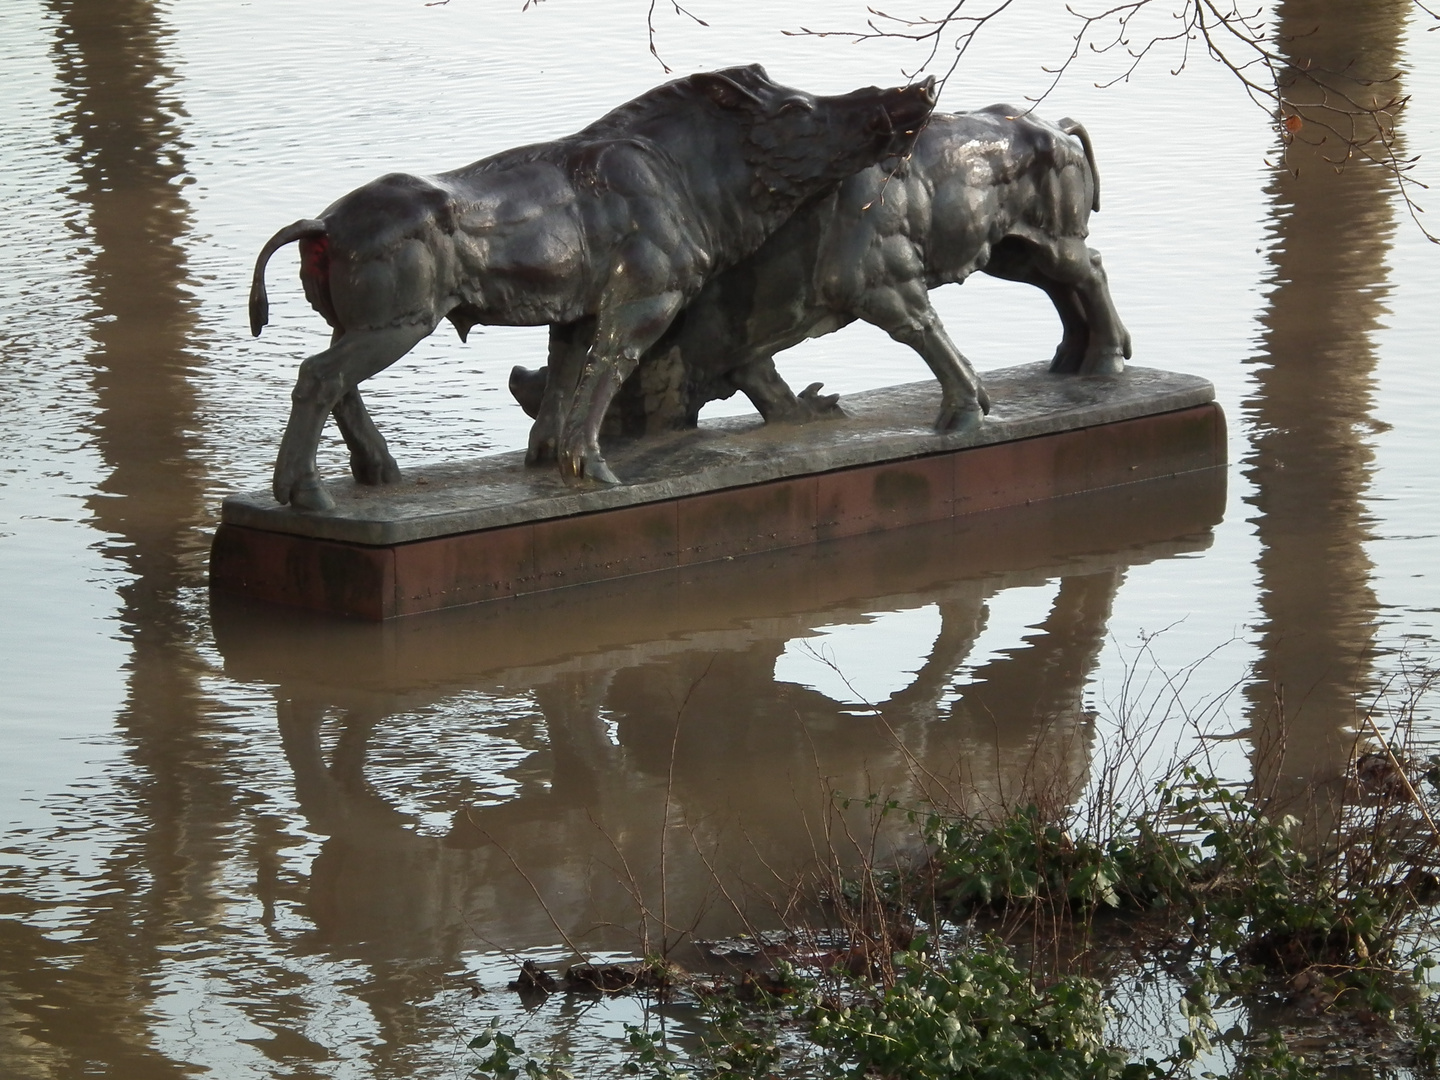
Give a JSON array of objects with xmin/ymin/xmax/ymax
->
[
  {"xmin": 1363, "ymin": 711, "xmax": 1440, "ymax": 843},
  {"xmin": 660, "ymin": 657, "xmax": 716, "ymax": 954},
  {"xmin": 467, "ymin": 810, "xmax": 591, "ymax": 962}
]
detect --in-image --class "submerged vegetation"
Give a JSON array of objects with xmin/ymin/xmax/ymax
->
[{"xmin": 467, "ymin": 676, "xmax": 1440, "ymax": 1079}]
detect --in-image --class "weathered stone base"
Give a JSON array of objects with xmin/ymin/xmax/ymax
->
[
  {"xmin": 211, "ymin": 467, "xmax": 1227, "ymax": 684},
  {"xmin": 209, "ymin": 364, "xmax": 1226, "ymax": 620}
]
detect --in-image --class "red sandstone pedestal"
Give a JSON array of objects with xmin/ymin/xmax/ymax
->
[{"xmin": 209, "ymin": 363, "xmax": 1226, "ymax": 620}]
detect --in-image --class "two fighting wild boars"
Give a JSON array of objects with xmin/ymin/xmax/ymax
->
[{"xmin": 250, "ymin": 65, "xmax": 937, "ymax": 508}]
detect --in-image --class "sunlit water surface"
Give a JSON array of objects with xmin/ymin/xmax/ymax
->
[{"xmin": 1, "ymin": 0, "xmax": 1439, "ymax": 1074}]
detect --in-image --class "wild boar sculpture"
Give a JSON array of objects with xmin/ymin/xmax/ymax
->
[
  {"xmin": 510, "ymin": 105, "xmax": 1131, "ymax": 437},
  {"xmin": 249, "ymin": 65, "xmax": 938, "ymax": 509}
]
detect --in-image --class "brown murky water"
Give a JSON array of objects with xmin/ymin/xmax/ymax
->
[{"xmin": 2, "ymin": 0, "xmax": 1438, "ymax": 1074}]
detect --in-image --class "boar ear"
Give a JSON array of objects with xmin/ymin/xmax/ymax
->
[{"xmin": 690, "ymin": 71, "xmax": 761, "ymax": 110}]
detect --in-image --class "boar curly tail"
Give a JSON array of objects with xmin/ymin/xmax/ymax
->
[
  {"xmin": 1058, "ymin": 119, "xmax": 1100, "ymax": 213},
  {"xmin": 249, "ymin": 219, "xmax": 327, "ymax": 336}
]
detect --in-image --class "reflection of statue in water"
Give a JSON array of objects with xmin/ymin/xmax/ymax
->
[
  {"xmin": 509, "ymin": 107, "xmax": 1131, "ymax": 438},
  {"xmin": 275, "ymin": 570, "xmax": 1113, "ymax": 958},
  {"xmin": 217, "ymin": 474, "xmax": 1223, "ymax": 960},
  {"xmin": 598, "ymin": 567, "xmax": 1123, "ymax": 826}
]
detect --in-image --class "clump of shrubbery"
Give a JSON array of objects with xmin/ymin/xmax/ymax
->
[
  {"xmin": 915, "ymin": 765, "xmax": 1438, "ymax": 994},
  {"xmin": 471, "ymin": 742, "xmax": 1440, "ymax": 1079}
]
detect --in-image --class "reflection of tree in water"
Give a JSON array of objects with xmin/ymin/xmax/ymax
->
[
  {"xmin": 1244, "ymin": 0, "xmax": 1405, "ymax": 794},
  {"xmin": 0, "ymin": 2, "xmax": 212, "ymax": 1075}
]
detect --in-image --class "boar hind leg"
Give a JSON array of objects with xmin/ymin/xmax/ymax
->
[
  {"xmin": 309, "ymin": 329, "xmax": 401, "ymax": 485},
  {"xmin": 332, "ymin": 389, "xmax": 402, "ymax": 486},
  {"xmin": 1020, "ymin": 277, "xmax": 1089, "ymax": 374},
  {"xmin": 274, "ymin": 323, "xmax": 431, "ymax": 511},
  {"xmin": 1028, "ymin": 240, "xmax": 1131, "ymax": 374},
  {"xmin": 1075, "ymin": 247, "xmax": 1132, "ymax": 373},
  {"xmin": 982, "ymin": 236, "xmax": 1089, "ymax": 373},
  {"xmin": 1041, "ymin": 285, "xmax": 1090, "ymax": 374}
]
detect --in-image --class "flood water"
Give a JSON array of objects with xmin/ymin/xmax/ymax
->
[{"xmin": 2, "ymin": 0, "xmax": 1439, "ymax": 1074}]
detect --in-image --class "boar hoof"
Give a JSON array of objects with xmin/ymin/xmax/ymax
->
[
  {"xmin": 934, "ymin": 400, "xmax": 985, "ymax": 434},
  {"xmin": 351, "ymin": 452, "xmax": 401, "ymax": 486},
  {"xmin": 286, "ymin": 477, "xmax": 336, "ymax": 513},
  {"xmin": 797, "ymin": 382, "xmax": 844, "ymax": 419},
  {"xmin": 1079, "ymin": 348, "xmax": 1126, "ymax": 376}
]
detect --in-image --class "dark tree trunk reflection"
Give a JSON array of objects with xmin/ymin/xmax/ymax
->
[
  {"xmin": 1244, "ymin": 0, "xmax": 1407, "ymax": 797},
  {"xmin": 1, "ymin": 1, "xmax": 218, "ymax": 1072}
]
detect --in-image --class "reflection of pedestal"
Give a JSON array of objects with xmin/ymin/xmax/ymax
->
[{"xmin": 210, "ymin": 363, "xmax": 1225, "ymax": 619}]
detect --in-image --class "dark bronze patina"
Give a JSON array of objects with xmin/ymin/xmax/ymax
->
[
  {"xmin": 249, "ymin": 65, "xmax": 937, "ymax": 508},
  {"xmin": 511, "ymin": 106, "xmax": 1131, "ymax": 436}
]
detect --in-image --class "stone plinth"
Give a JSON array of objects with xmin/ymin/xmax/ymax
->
[{"xmin": 209, "ymin": 362, "xmax": 1226, "ymax": 619}]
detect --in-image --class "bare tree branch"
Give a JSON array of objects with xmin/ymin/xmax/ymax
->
[
  {"xmin": 646, "ymin": 0, "xmax": 709, "ymax": 73},
  {"xmin": 786, "ymin": 0, "xmax": 1439, "ymax": 241}
]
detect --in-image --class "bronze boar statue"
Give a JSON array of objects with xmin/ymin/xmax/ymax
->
[
  {"xmin": 249, "ymin": 65, "xmax": 938, "ymax": 509},
  {"xmin": 510, "ymin": 105, "xmax": 1131, "ymax": 436}
]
